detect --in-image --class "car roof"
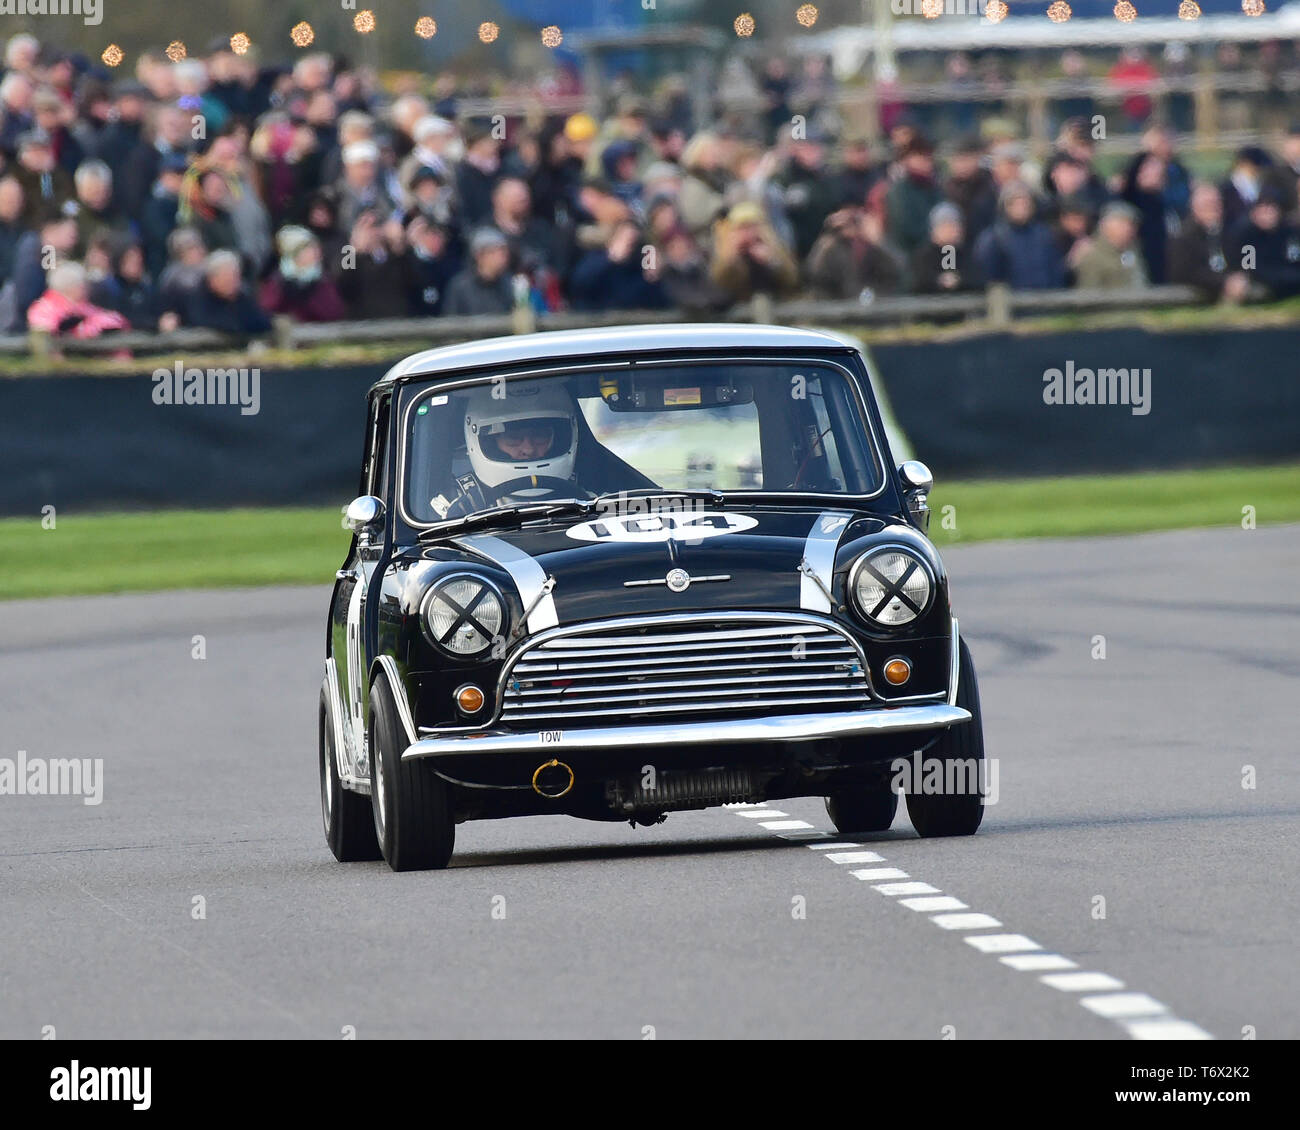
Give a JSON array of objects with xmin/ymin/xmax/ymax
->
[{"xmin": 371, "ymin": 323, "xmax": 857, "ymax": 391}]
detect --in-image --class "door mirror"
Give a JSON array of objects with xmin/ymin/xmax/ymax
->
[
  {"xmin": 345, "ymin": 495, "xmax": 385, "ymax": 534},
  {"xmin": 898, "ymin": 461, "xmax": 933, "ymax": 532}
]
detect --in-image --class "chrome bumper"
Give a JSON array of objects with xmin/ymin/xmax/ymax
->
[{"xmin": 402, "ymin": 704, "xmax": 971, "ymax": 760}]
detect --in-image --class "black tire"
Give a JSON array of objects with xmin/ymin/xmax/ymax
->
[
  {"xmin": 319, "ymin": 685, "xmax": 382, "ymax": 862},
  {"xmin": 369, "ymin": 669, "xmax": 455, "ymax": 871},
  {"xmin": 825, "ymin": 779, "xmax": 899, "ymax": 834},
  {"xmin": 905, "ymin": 639, "xmax": 985, "ymax": 838}
]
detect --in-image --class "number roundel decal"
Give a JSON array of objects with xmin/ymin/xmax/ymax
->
[{"xmin": 565, "ymin": 512, "xmax": 758, "ymax": 543}]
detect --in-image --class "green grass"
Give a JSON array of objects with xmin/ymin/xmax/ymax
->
[{"xmin": 1, "ymin": 462, "xmax": 1296, "ymax": 601}]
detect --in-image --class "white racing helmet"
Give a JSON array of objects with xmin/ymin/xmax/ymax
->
[{"xmin": 463, "ymin": 380, "xmax": 579, "ymax": 492}]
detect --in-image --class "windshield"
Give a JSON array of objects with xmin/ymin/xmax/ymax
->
[{"xmin": 400, "ymin": 361, "xmax": 881, "ymax": 526}]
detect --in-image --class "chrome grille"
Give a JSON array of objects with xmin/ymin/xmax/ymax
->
[{"xmin": 500, "ymin": 615, "xmax": 870, "ymax": 728}]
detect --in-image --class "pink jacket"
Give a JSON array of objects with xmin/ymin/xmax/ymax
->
[{"xmin": 27, "ymin": 288, "xmax": 130, "ymax": 338}]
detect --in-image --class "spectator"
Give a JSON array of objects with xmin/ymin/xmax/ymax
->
[
  {"xmin": 600, "ymin": 139, "xmax": 643, "ymax": 210},
  {"xmin": 3, "ymin": 213, "xmax": 78, "ymax": 329},
  {"xmin": 944, "ymin": 135, "xmax": 997, "ymax": 244},
  {"xmin": 32, "ymin": 86, "xmax": 84, "ymax": 176},
  {"xmin": 836, "ymin": 134, "xmax": 883, "ymax": 209},
  {"xmin": 1121, "ymin": 153, "xmax": 1175, "ymax": 285},
  {"xmin": 1073, "ymin": 202, "xmax": 1149, "ymax": 290},
  {"xmin": 403, "ymin": 214, "xmax": 461, "ymax": 316},
  {"xmin": 1053, "ymin": 193, "xmax": 1096, "ymax": 279},
  {"xmin": 711, "ymin": 200, "xmax": 799, "ymax": 303},
  {"xmin": 779, "ymin": 126, "xmax": 841, "ymax": 259},
  {"xmin": 13, "ymin": 129, "xmax": 73, "ymax": 226},
  {"xmin": 490, "ymin": 176, "xmax": 559, "ymax": 280},
  {"xmin": 806, "ymin": 206, "xmax": 904, "ymax": 300},
  {"xmin": 655, "ymin": 225, "xmax": 731, "ymax": 314},
  {"xmin": 885, "ymin": 135, "xmax": 945, "ymax": 260},
  {"xmin": 119, "ymin": 103, "xmax": 191, "ymax": 219},
  {"xmin": 184, "ymin": 249, "xmax": 271, "ymax": 334},
  {"xmin": 678, "ymin": 132, "xmax": 732, "ymax": 240},
  {"xmin": 1227, "ymin": 185, "xmax": 1300, "ymax": 301},
  {"xmin": 158, "ymin": 226, "xmax": 207, "ymax": 316},
  {"xmin": 398, "ymin": 115, "xmax": 458, "ymax": 206},
  {"xmin": 1168, "ymin": 183, "xmax": 1249, "ymax": 303},
  {"xmin": 335, "ymin": 139, "xmax": 395, "ymax": 231},
  {"xmin": 455, "ymin": 121, "xmax": 502, "ymax": 228},
  {"xmin": 0, "ymin": 176, "xmax": 26, "ymax": 280},
  {"xmin": 90, "ymin": 236, "xmax": 172, "ymax": 331},
  {"xmin": 72, "ymin": 159, "xmax": 130, "ymax": 254},
  {"xmin": 443, "ymin": 227, "xmax": 515, "ymax": 316},
  {"xmin": 1277, "ymin": 123, "xmax": 1300, "ymax": 218},
  {"xmin": 1109, "ymin": 47, "xmax": 1159, "ymax": 130},
  {"xmin": 1220, "ymin": 147, "xmax": 1272, "ymax": 233},
  {"xmin": 26, "ymin": 261, "xmax": 130, "ymax": 338},
  {"xmin": 974, "ymin": 181, "xmax": 1066, "ymax": 290},
  {"xmin": 570, "ymin": 220, "xmax": 666, "ymax": 312},
  {"xmin": 177, "ymin": 165, "xmax": 241, "ymax": 260},
  {"xmin": 260, "ymin": 226, "xmax": 347, "ymax": 322},
  {"xmin": 0, "ymin": 71, "xmax": 35, "ymax": 156},
  {"xmin": 911, "ymin": 202, "xmax": 981, "ymax": 294},
  {"xmin": 140, "ymin": 151, "xmax": 187, "ymax": 278},
  {"xmin": 206, "ymin": 133, "xmax": 273, "ymax": 276}
]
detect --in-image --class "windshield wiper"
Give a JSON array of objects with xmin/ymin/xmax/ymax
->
[{"xmin": 418, "ymin": 499, "xmax": 591, "ymax": 540}]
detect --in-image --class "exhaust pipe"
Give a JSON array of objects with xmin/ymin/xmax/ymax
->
[{"xmin": 532, "ymin": 758, "xmax": 574, "ymax": 799}]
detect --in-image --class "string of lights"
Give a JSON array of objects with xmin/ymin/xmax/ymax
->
[{"xmin": 93, "ymin": 2, "xmax": 1276, "ymax": 65}]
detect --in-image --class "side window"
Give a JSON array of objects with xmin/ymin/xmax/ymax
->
[
  {"xmin": 807, "ymin": 377, "xmax": 847, "ymax": 492},
  {"xmin": 366, "ymin": 396, "xmax": 391, "ymax": 498}
]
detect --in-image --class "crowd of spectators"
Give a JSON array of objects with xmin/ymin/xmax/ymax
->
[{"xmin": 2, "ymin": 31, "xmax": 1300, "ymax": 342}]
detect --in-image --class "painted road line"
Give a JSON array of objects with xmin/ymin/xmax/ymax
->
[
  {"xmin": 1123, "ymin": 1018, "xmax": 1213, "ymax": 1041},
  {"xmin": 825, "ymin": 851, "xmax": 886, "ymax": 865},
  {"xmin": 899, "ymin": 896, "xmax": 968, "ymax": 912},
  {"xmin": 1079, "ymin": 993, "xmax": 1168, "ymax": 1020},
  {"xmin": 873, "ymin": 881, "xmax": 940, "ymax": 896},
  {"xmin": 931, "ymin": 912, "xmax": 1003, "ymax": 930},
  {"xmin": 1041, "ymin": 972, "xmax": 1126, "ymax": 992},
  {"xmin": 736, "ymin": 809, "xmax": 787, "ymax": 818},
  {"xmin": 965, "ymin": 934, "xmax": 1042, "ymax": 955},
  {"xmin": 807, "ymin": 842, "xmax": 862, "ymax": 850},
  {"xmin": 849, "ymin": 868, "xmax": 910, "ymax": 881},
  {"xmin": 1000, "ymin": 953, "xmax": 1078, "ymax": 972},
  {"xmin": 759, "ymin": 820, "xmax": 815, "ymax": 830}
]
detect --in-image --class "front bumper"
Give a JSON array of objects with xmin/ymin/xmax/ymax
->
[{"xmin": 401, "ymin": 704, "xmax": 971, "ymax": 761}]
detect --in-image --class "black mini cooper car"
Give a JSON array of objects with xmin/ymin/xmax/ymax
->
[{"xmin": 319, "ymin": 325, "xmax": 985, "ymax": 870}]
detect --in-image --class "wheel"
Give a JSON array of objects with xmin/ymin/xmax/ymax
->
[
  {"xmin": 319, "ymin": 684, "xmax": 381, "ymax": 862},
  {"xmin": 825, "ymin": 778, "xmax": 899, "ymax": 833},
  {"xmin": 369, "ymin": 668, "xmax": 455, "ymax": 871},
  {"xmin": 905, "ymin": 639, "xmax": 985, "ymax": 838}
]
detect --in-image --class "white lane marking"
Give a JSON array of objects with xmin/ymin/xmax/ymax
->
[
  {"xmin": 1124, "ymin": 1018, "xmax": 1213, "ymax": 1041},
  {"xmin": 874, "ymin": 881, "xmax": 940, "ymax": 896},
  {"xmin": 1079, "ymin": 993, "xmax": 1169, "ymax": 1020},
  {"xmin": 965, "ymin": 934, "xmax": 1042, "ymax": 955},
  {"xmin": 1001, "ymin": 953, "xmax": 1078, "ymax": 971},
  {"xmin": 825, "ymin": 851, "xmax": 886, "ymax": 865},
  {"xmin": 899, "ymin": 895, "xmax": 968, "ymax": 912},
  {"xmin": 931, "ymin": 912, "xmax": 1003, "ymax": 931},
  {"xmin": 722, "ymin": 804, "xmax": 1213, "ymax": 1040},
  {"xmin": 759, "ymin": 820, "xmax": 814, "ymax": 830},
  {"xmin": 1041, "ymin": 972, "xmax": 1126, "ymax": 993}
]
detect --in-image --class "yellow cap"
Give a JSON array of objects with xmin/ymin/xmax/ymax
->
[{"xmin": 564, "ymin": 113, "xmax": 598, "ymax": 142}]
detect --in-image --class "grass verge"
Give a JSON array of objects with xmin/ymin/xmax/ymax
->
[{"xmin": 1, "ymin": 462, "xmax": 1296, "ymax": 601}]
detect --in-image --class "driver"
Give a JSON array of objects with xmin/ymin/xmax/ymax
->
[{"xmin": 434, "ymin": 381, "xmax": 593, "ymax": 518}]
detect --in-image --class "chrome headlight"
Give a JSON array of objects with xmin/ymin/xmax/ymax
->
[
  {"xmin": 849, "ymin": 548, "xmax": 933, "ymax": 627},
  {"xmin": 421, "ymin": 574, "xmax": 506, "ymax": 657}
]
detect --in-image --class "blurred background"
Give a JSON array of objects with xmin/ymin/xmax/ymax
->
[{"xmin": 1, "ymin": 2, "xmax": 1297, "ymax": 593}]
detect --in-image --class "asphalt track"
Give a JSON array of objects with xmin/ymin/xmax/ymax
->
[{"xmin": 1, "ymin": 525, "xmax": 1296, "ymax": 1039}]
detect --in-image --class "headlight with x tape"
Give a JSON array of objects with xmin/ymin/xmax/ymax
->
[
  {"xmin": 848, "ymin": 547, "xmax": 934, "ymax": 628},
  {"xmin": 420, "ymin": 574, "xmax": 507, "ymax": 656}
]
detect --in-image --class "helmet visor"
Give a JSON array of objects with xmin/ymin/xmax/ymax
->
[{"xmin": 477, "ymin": 417, "xmax": 573, "ymax": 464}]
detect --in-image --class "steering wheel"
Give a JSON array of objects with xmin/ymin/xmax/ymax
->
[{"xmin": 495, "ymin": 476, "xmax": 590, "ymax": 500}]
